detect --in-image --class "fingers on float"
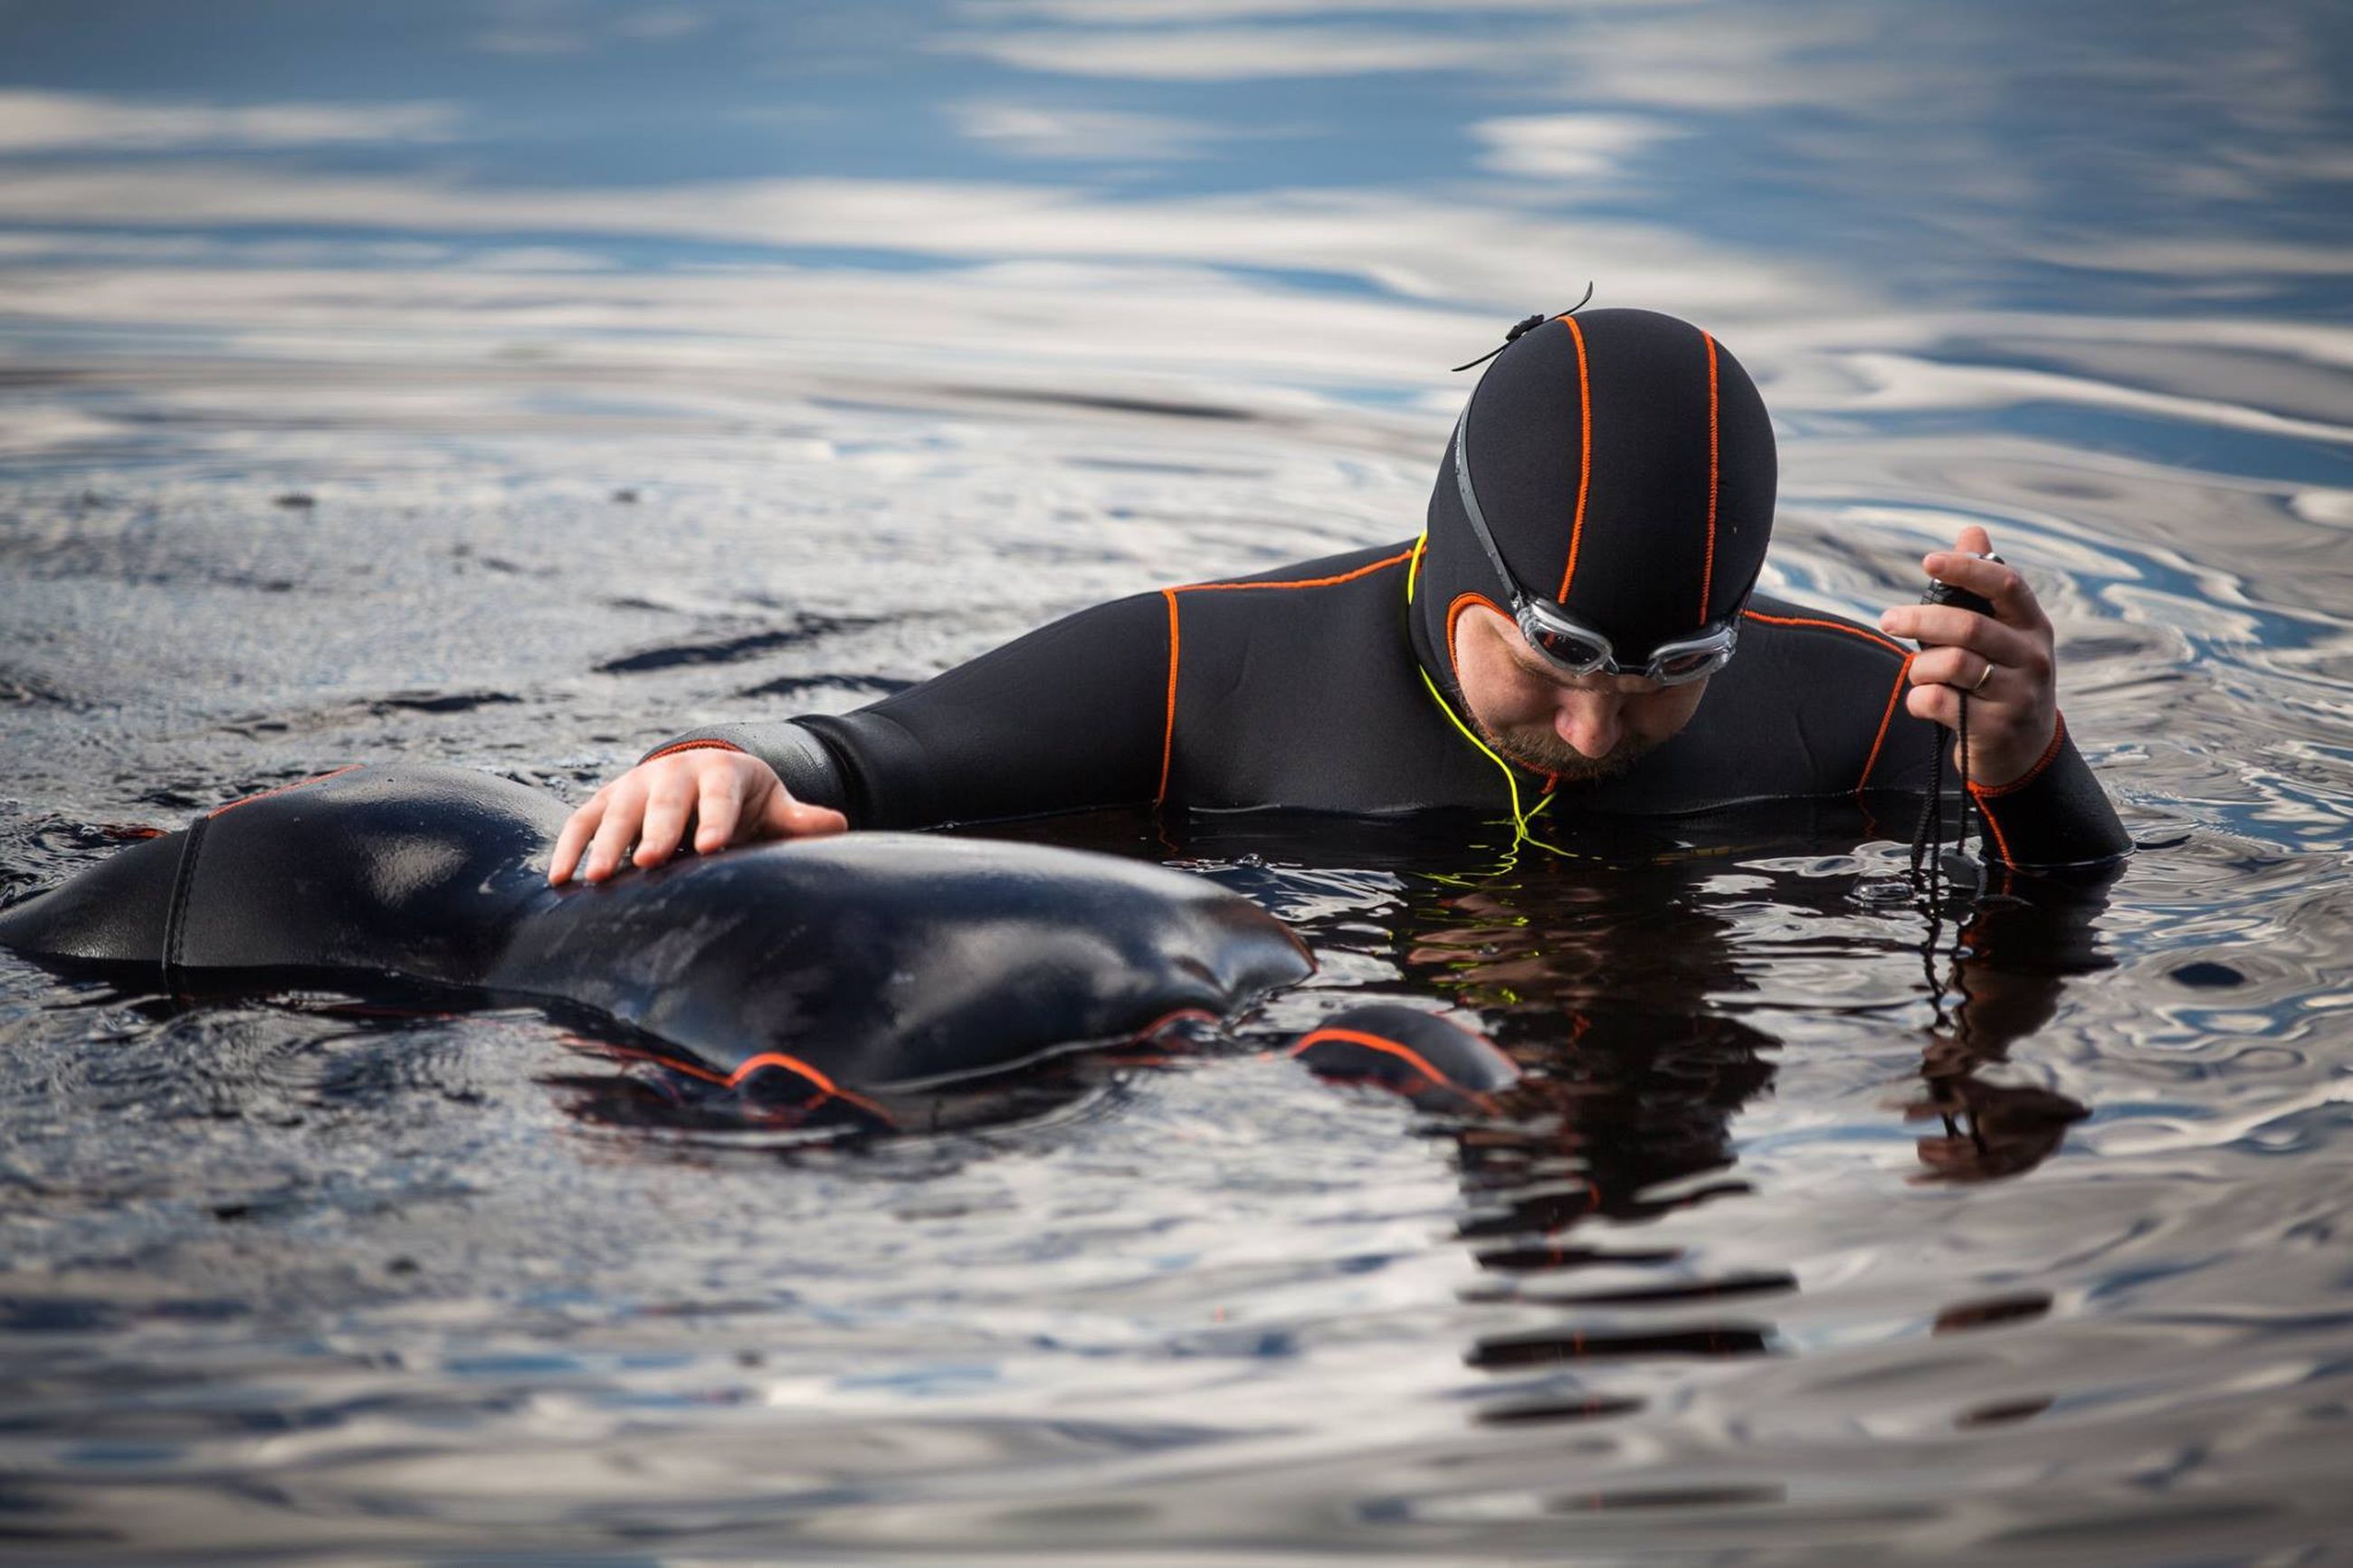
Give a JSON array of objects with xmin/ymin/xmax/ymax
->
[
  {"xmin": 635, "ymin": 769, "xmax": 697, "ymax": 867},
  {"xmin": 766, "ymin": 786, "xmax": 848, "ymax": 839},
  {"xmin": 1291, "ymin": 1003, "xmax": 1519, "ymax": 1116},
  {"xmin": 548, "ymin": 798, "xmax": 600, "ymax": 884},
  {"xmin": 584, "ymin": 775, "xmax": 645, "ymax": 880},
  {"xmin": 695, "ymin": 767, "xmax": 744, "ymax": 852},
  {"xmin": 796, "ymin": 800, "xmax": 851, "ymax": 836}
]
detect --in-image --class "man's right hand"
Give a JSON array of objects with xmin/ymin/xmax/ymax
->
[{"xmin": 547, "ymin": 746, "xmax": 849, "ymax": 886}]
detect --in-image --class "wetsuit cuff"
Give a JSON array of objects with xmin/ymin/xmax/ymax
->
[
  {"xmin": 638, "ymin": 722, "xmax": 853, "ymax": 818},
  {"xmin": 642, "ymin": 737, "xmax": 745, "ymax": 763},
  {"xmin": 1967, "ymin": 719, "xmax": 2130, "ymax": 870}
]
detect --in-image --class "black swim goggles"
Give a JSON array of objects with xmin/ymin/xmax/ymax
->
[{"xmin": 1450, "ymin": 407, "xmax": 1739, "ymax": 686}]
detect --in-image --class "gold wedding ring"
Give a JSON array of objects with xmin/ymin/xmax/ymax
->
[{"xmin": 1968, "ymin": 660, "xmax": 1996, "ymax": 693}]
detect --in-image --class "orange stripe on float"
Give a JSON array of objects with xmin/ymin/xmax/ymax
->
[
  {"xmin": 208, "ymin": 764, "xmax": 362, "ymax": 818},
  {"xmin": 726, "ymin": 1050, "xmax": 843, "ymax": 1095},
  {"xmin": 1557, "ymin": 315, "xmax": 1593, "ymax": 601},
  {"xmin": 727, "ymin": 1051, "xmax": 894, "ymax": 1124},
  {"xmin": 1157, "ymin": 587, "xmax": 1181, "ymax": 804},
  {"xmin": 1858, "ymin": 652, "xmax": 1911, "ymax": 794},
  {"xmin": 569, "ymin": 1040, "xmax": 733, "ymax": 1088},
  {"xmin": 574, "ymin": 1041, "xmax": 892, "ymax": 1124},
  {"xmin": 1133, "ymin": 1006, "xmax": 1218, "ymax": 1041},
  {"xmin": 1700, "ymin": 329, "xmax": 1720, "ymax": 624},
  {"xmin": 1290, "ymin": 1027, "xmax": 1461, "ymax": 1089}
]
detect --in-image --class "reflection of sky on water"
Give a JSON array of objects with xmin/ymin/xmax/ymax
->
[
  {"xmin": 3, "ymin": 0, "xmax": 2349, "ymax": 322},
  {"xmin": 5, "ymin": 12, "xmax": 2353, "ymax": 1559}
]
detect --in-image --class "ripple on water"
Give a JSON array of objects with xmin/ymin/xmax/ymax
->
[{"xmin": 5, "ymin": 1, "xmax": 2353, "ymax": 1557}]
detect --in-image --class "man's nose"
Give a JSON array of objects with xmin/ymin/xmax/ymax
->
[{"xmin": 1552, "ymin": 689, "xmax": 1624, "ymax": 760}]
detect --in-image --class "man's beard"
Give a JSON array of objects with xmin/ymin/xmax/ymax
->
[{"xmin": 1480, "ymin": 720, "xmax": 1652, "ymax": 783}]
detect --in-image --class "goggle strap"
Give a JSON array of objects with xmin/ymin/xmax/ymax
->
[
  {"xmin": 1455, "ymin": 395, "xmax": 1740, "ymax": 684},
  {"xmin": 1452, "ymin": 405, "xmax": 1521, "ymax": 610}
]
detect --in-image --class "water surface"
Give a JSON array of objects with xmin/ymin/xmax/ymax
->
[{"xmin": 3, "ymin": 2, "xmax": 2350, "ymax": 1562}]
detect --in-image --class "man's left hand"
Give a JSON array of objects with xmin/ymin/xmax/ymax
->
[{"xmin": 1876, "ymin": 524, "xmax": 2061, "ymax": 789}]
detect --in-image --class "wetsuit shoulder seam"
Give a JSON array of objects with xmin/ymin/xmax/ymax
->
[
  {"xmin": 1741, "ymin": 606, "xmax": 1907, "ymax": 658},
  {"xmin": 1171, "ymin": 546, "xmax": 1414, "ymax": 594},
  {"xmin": 1157, "ymin": 546, "xmax": 1412, "ymax": 808}
]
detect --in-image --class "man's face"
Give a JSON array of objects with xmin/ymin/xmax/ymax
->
[{"xmin": 1451, "ymin": 603, "xmax": 1710, "ymax": 780}]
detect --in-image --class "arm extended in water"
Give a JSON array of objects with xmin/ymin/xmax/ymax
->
[{"xmin": 549, "ymin": 588, "xmax": 1176, "ymax": 884}]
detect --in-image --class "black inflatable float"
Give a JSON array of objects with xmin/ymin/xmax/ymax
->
[
  {"xmin": 1291, "ymin": 1003, "xmax": 1521, "ymax": 1115},
  {"xmin": 0, "ymin": 765, "xmax": 1315, "ymax": 1121}
]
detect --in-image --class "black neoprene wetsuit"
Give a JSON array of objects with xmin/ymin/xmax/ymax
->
[
  {"xmin": 646, "ymin": 309, "xmax": 2132, "ymax": 870},
  {"xmin": 646, "ymin": 538, "xmax": 2129, "ymax": 869}
]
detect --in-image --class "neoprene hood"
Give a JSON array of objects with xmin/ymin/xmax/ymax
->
[{"xmin": 1409, "ymin": 307, "xmax": 1777, "ymax": 697}]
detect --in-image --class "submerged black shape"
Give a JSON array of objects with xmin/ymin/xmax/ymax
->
[
  {"xmin": 0, "ymin": 765, "xmax": 1314, "ymax": 1101},
  {"xmin": 1292, "ymin": 1003, "xmax": 1520, "ymax": 1114}
]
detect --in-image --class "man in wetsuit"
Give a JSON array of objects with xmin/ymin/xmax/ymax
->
[{"xmin": 548, "ymin": 307, "xmax": 2130, "ymax": 884}]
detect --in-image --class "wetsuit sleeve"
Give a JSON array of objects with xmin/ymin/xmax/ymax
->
[
  {"xmin": 642, "ymin": 591, "xmax": 1172, "ymax": 830},
  {"xmin": 1967, "ymin": 714, "xmax": 2132, "ymax": 870}
]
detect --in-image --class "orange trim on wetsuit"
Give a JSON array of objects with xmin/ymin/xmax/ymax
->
[
  {"xmin": 1966, "ymin": 713, "xmax": 2071, "ymax": 868},
  {"xmin": 1969, "ymin": 710, "xmax": 2071, "ymax": 799},
  {"xmin": 1557, "ymin": 314, "xmax": 1594, "ymax": 602},
  {"xmin": 1857, "ymin": 653, "xmax": 1913, "ymax": 794},
  {"xmin": 1741, "ymin": 607, "xmax": 1908, "ymax": 657},
  {"xmin": 1175, "ymin": 547, "xmax": 1418, "ymax": 594},
  {"xmin": 641, "ymin": 737, "xmax": 748, "ymax": 765},
  {"xmin": 1699, "ymin": 328, "xmax": 1720, "ymax": 624},
  {"xmin": 1157, "ymin": 587, "xmax": 1181, "ymax": 803},
  {"xmin": 1968, "ymin": 786, "xmax": 2019, "ymax": 866},
  {"xmin": 1443, "ymin": 590, "xmax": 1509, "ymax": 690}
]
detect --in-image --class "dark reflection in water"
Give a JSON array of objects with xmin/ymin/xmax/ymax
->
[
  {"xmin": 1156, "ymin": 811, "xmax": 2117, "ymax": 1431},
  {"xmin": 5, "ymin": 0, "xmax": 2353, "ymax": 1560}
]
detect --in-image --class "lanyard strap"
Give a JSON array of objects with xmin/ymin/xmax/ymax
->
[{"xmin": 1405, "ymin": 532, "xmax": 1562, "ymax": 849}]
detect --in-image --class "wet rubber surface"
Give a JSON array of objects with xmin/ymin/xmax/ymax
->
[{"xmin": 2, "ymin": 2, "xmax": 2350, "ymax": 1562}]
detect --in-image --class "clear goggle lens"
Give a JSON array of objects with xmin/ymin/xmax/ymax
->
[
  {"xmin": 1524, "ymin": 623, "xmax": 1610, "ymax": 670},
  {"xmin": 1516, "ymin": 603, "xmax": 1735, "ymax": 685}
]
